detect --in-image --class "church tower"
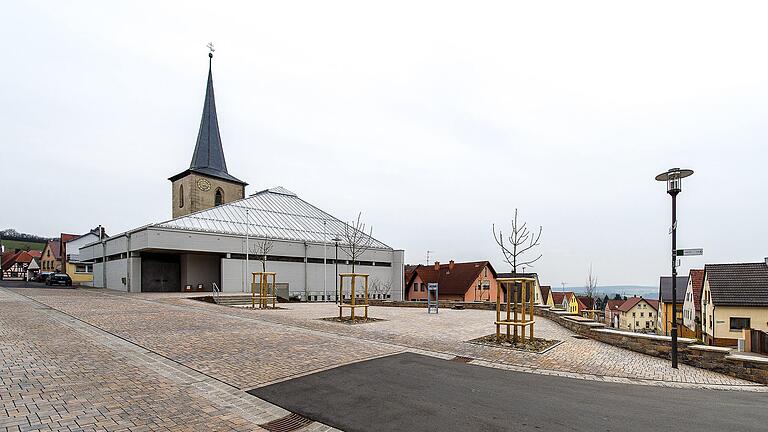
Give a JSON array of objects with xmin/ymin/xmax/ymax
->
[{"xmin": 169, "ymin": 49, "xmax": 247, "ymax": 218}]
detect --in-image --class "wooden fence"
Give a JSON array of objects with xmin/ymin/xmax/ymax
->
[{"xmin": 751, "ymin": 329, "xmax": 768, "ymax": 355}]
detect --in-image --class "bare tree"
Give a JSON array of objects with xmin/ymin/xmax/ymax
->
[
  {"xmin": 493, "ymin": 208, "xmax": 543, "ymax": 273},
  {"xmin": 250, "ymin": 239, "xmax": 274, "ymax": 273},
  {"xmin": 584, "ymin": 264, "xmax": 598, "ymax": 300},
  {"xmin": 340, "ymin": 212, "xmax": 374, "ymax": 273}
]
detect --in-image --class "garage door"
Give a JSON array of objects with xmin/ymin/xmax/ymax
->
[{"xmin": 141, "ymin": 253, "xmax": 181, "ymax": 292}]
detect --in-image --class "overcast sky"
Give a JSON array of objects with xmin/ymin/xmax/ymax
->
[{"xmin": 3, "ymin": 1, "xmax": 767, "ymax": 286}]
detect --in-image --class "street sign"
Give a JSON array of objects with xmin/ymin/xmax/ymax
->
[
  {"xmin": 675, "ymin": 248, "xmax": 703, "ymax": 256},
  {"xmin": 427, "ymin": 283, "xmax": 439, "ymax": 314}
]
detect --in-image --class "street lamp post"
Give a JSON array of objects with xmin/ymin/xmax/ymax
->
[
  {"xmin": 244, "ymin": 208, "xmax": 250, "ymax": 293},
  {"xmin": 655, "ymin": 167, "xmax": 694, "ymax": 369},
  {"xmin": 332, "ymin": 236, "xmax": 341, "ymax": 303},
  {"xmin": 323, "ymin": 221, "xmax": 327, "ymax": 302}
]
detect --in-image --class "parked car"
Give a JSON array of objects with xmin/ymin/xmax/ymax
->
[
  {"xmin": 46, "ymin": 273, "xmax": 72, "ymax": 287},
  {"xmin": 35, "ymin": 272, "xmax": 54, "ymax": 283}
]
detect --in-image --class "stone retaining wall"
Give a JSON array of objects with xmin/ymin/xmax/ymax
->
[
  {"xmin": 534, "ymin": 305, "xmax": 768, "ymax": 385},
  {"xmin": 369, "ymin": 300, "xmax": 768, "ymax": 384}
]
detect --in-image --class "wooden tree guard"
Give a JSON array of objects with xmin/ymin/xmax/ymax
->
[
  {"xmin": 338, "ymin": 273, "xmax": 369, "ymax": 321},
  {"xmin": 496, "ymin": 276, "xmax": 536, "ymax": 343},
  {"xmin": 251, "ymin": 272, "xmax": 277, "ymax": 309}
]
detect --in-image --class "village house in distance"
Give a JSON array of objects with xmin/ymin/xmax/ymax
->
[
  {"xmin": 405, "ymin": 261, "xmax": 497, "ymax": 302},
  {"xmin": 79, "ymin": 52, "xmax": 404, "ymax": 299},
  {"xmin": 657, "ymin": 275, "xmax": 688, "ymax": 336}
]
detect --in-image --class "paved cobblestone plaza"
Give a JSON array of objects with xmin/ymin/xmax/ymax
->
[{"xmin": 2, "ymin": 285, "xmax": 766, "ymax": 431}]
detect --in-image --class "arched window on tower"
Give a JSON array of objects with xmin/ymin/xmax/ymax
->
[
  {"xmin": 179, "ymin": 185, "xmax": 184, "ymax": 208},
  {"xmin": 215, "ymin": 188, "xmax": 224, "ymax": 206}
]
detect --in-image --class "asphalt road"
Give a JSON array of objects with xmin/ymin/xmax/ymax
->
[{"xmin": 249, "ymin": 352, "xmax": 768, "ymax": 432}]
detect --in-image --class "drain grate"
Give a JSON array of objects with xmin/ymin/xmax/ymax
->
[
  {"xmin": 451, "ymin": 356, "xmax": 474, "ymax": 363},
  {"xmin": 259, "ymin": 413, "xmax": 313, "ymax": 432},
  {"xmin": 572, "ymin": 335, "xmax": 589, "ymax": 340}
]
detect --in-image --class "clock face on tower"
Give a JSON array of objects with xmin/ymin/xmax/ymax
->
[{"xmin": 196, "ymin": 178, "xmax": 212, "ymax": 191}]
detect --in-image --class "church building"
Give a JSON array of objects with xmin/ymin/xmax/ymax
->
[{"xmin": 79, "ymin": 52, "xmax": 405, "ymax": 300}]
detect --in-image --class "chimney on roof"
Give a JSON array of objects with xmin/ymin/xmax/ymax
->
[
  {"xmin": 449, "ymin": 260, "xmax": 455, "ymax": 271},
  {"xmin": 434, "ymin": 261, "xmax": 440, "ymax": 271},
  {"xmin": 765, "ymin": 257, "xmax": 768, "ymax": 265}
]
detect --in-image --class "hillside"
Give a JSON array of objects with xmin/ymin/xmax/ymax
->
[
  {"xmin": 1, "ymin": 229, "xmax": 54, "ymax": 252},
  {"xmin": 1, "ymin": 239, "xmax": 46, "ymax": 251}
]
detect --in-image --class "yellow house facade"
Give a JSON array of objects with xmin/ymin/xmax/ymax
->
[
  {"xmin": 40, "ymin": 240, "xmax": 61, "ymax": 272},
  {"xmin": 64, "ymin": 262, "xmax": 94, "ymax": 284},
  {"xmin": 657, "ymin": 276, "xmax": 687, "ymax": 336},
  {"xmin": 566, "ymin": 293, "xmax": 579, "ymax": 314}
]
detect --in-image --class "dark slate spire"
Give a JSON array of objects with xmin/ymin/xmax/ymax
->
[
  {"xmin": 190, "ymin": 52, "xmax": 228, "ymax": 172},
  {"xmin": 172, "ymin": 51, "xmax": 246, "ymax": 185}
]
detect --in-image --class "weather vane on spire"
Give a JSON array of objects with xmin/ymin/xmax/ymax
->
[{"xmin": 206, "ymin": 42, "xmax": 215, "ymax": 58}]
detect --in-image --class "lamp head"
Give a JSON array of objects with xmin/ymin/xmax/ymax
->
[{"xmin": 655, "ymin": 168, "xmax": 693, "ymax": 194}]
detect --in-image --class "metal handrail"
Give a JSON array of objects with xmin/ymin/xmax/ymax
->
[{"xmin": 212, "ymin": 282, "xmax": 221, "ymax": 304}]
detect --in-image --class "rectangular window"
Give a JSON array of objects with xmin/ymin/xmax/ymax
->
[
  {"xmin": 730, "ymin": 317, "xmax": 751, "ymax": 331},
  {"xmin": 640, "ymin": 312, "xmax": 644, "ymax": 317},
  {"xmin": 646, "ymin": 321, "xmax": 650, "ymax": 328}
]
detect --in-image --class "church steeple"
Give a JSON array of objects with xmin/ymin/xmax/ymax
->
[
  {"xmin": 180, "ymin": 49, "xmax": 245, "ymax": 184},
  {"xmin": 189, "ymin": 52, "xmax": 234, "ymax": 178},
  {"xmin": 169, "ymin": 46, "xmax": 247, "ymax": 219}
]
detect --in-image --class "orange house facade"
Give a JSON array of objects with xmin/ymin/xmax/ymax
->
[{"xmin": 405, "ymin": 261, "xmax": 498, "ymax": 302}]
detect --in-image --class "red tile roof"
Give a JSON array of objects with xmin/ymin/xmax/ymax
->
[
  {"xmin": 1, "ymin": 251, "xmax": 18, "ymax": 270},
  {"xmin": 576, "ymin": 296, "xmax": 595, "ymax": 310},
  {"xmin": 406, "ymin": 261, "xmax": 496, "ymax": 296},
  {"xmin": 605, "ymin": 299, "xmax": 625, "ymax": 313},
  {"xmin": 27, "ymin": 250, "xmax": 42, "ymax": 258},
  {"xmin": 551, "ymin": 292, "xmax": 567, "ymax": 305},
  {"xmin": 1, "ymin": 251, "xmax": 34, "ymax": 270},
  {"xmin": 618, "ymin": 297, "xmax": 658, "ymax": 312},
  {"xmin": 540, "ymin": 285, "xmax": 551, "ymax": 302},
  {"xmin": 60, "ymin": 233, "xmax": 79, "ymax": 243},
  {"xmin": 689, "ymin": 269, "xmax": 705, "ymax": 313}
]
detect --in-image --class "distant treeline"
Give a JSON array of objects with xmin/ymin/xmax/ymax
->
[{"xmin": 0, "ymin": 229, "xmax": 55, "ymax": 244}]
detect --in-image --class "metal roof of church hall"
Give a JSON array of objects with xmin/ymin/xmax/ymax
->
[
  {"xmin": 155, "ymin": 186, "xmax": 391, "ymax": 249},
  {"xmin": 168, "ymin": 52, "xmax": 246, "ymax": 185}
]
